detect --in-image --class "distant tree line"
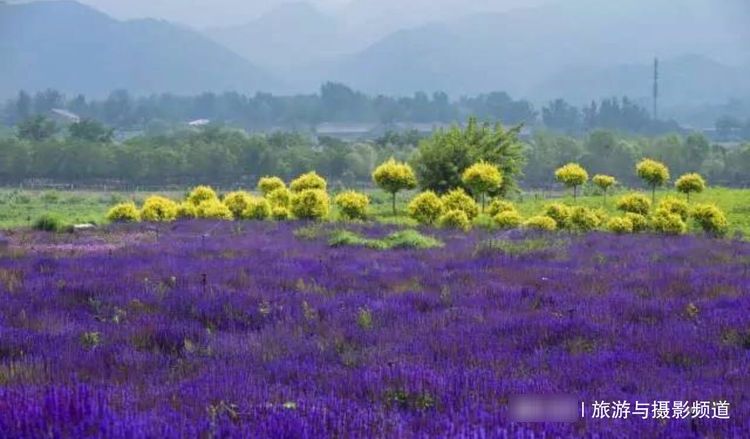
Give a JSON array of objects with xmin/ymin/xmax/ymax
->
[
  {"xmin": 1, "ymin": 84, "xmax": 693, "ymax": 136},
  {"xmin": 1, "ymin": 116, "xmax": 748, "ymax": 189}
]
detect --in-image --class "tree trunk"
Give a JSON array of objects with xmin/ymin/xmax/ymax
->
[
  {"xmin": 392, "ymin": 192, "xmax": 397, "ymax": 216},
  {"xmin": 573, "ymin": 185, "xmax": 578, "ymax": 201},
  {"xmin": 652, "ymin": 186, "xmax": 656, "ymax": 205}
]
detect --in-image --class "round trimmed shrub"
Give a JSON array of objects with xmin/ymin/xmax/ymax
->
[
  {"xmin": 334, "ymin": 191, "xmax": 370, "ymax": 220},
  {"xmin": 290, "ymin": 189, "xmax": 330, "ymax": 220},
  {"xmin": 624, "ymin": 212, "xmax": 649, "ymax": 233},
  {"xmin": 195, "ymin": 199, "xmax": 233, "ymax": 220},
  {"xmin": 441, "ymin": 188, "xmax": 479, "ymax": 220},
  {"xmin": 675, "ymin": 173, "xmax": 706, "ymax": 201},
  {"xmin": 223, "ymin": 191, "xmax": 253, "ymax": 219},
  {"xmin": 592, "ymin": 174, "xmax": 616, "ymax": 195},
  {"xmin": 691, "ymin": 204, "xmax": 729, "ymax": 237},
  {"xmin": 606, "ymin": 217, "xmax": 634, "ymax": 234},
  {"xmin": 461, "ymin": 161, "xmax": 502, "ymax": 209},
  {"xmin": 524, "ymin": 215, "xmax": 557, "ymax": 231},
  {"xmin": 290, "ymin": 172, "xmax": 327, "ymax": 193},
  {"xmin": 176, "ymin": 202, "xmax": 198, "ymax": 219},
  {"xmin": 107, "ymin": 202, "xmax": 140, "ymax": 223},
  {"xmin": 141, "ymin": 196, "xmax": 178, "ymax": 222},
  {"xmin": 266, "ymin": 187, "xmax": 291, "ymax": 208},
  {"xmin": 570, "ymin": 206, "xmax": 601, "ymax": 232},
  {"xmin": 271, "ymin": 206, "xmax": 290, "ymax": 220},
  {"xmin": 494, "ymin": 210, "xmax": 522, "ymax": 229},
  {"xmin": 241, "ymin": 197, "xmax": 271, "ymax": 220},
  {"xmin": 636, "ymin": 159, "xmax": 670, "ymax": 202},
  {"xmin": 487, "ymin": 199, "xmax": 516, "ymax": 217},
  {"xmin": 438, "ymin": 209, "xmax": 471, "ymax": 231},
  {"xmin": 617, "ymin": 193, "xmax": 652, "ymax": 215},
  {"xmin": 544, "ymin": 203, "xmax": 572, "ymax": 229},
  {"xmin": 658, "ymin": 196, "xmax": 689, "ymax": 221},
  {"xmin": 257, "ymin": 176, "xmax": 286, "ymax": 195},
  {"xmin": 372, "ymin": 158, "xmax": 417, "ymax": 215},
  {"xmin": 407, "ymin": 191, "xmax": 444, "ymax": 225},
  {"xmin": 187, "ymin": 185, "xmax": 218, "ymax": 206},
  {"xmin": 651, "ymin": 209, "xmax": 687, "ymax": 235},
  {"xmin": 554, "ymin": 163, "xmax": 589, "ymax": 199}
]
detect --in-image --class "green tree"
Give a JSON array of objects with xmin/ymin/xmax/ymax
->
[
  {"xmin": 68, "ymin": 119, "xmax": 114, "ymax": 142},
  {"xmin": 17, "ymin": 116, "xmax": 57, "ymax": 142},
  {"xmin": 412, "ymin": 117, "xmax": 525, "ymax": 196}
]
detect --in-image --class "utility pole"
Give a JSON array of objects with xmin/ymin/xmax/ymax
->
[{"xmin": 653, "ymin": 57, "xmax": 659, "ymax": 120}]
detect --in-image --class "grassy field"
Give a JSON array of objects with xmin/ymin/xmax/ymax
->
[{"xmin": 1, "ymin": 186, "xmax": 748, "ymax": 237}]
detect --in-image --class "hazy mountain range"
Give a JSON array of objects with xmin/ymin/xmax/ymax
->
[{"xmin": 1, "ymin": 0, "xmax": 749, "ymax": 111}]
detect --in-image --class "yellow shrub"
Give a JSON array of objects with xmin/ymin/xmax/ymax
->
[
  {"xmin": 196, "ymin": 199, "xmax": 233, "ymax": 220},
  {"xmin": 187, "ymin": 185, "xmax": 218, "ymax": 206},
  {"xmin": 271, "ymin": 206, "xmax": 290, "ymax": 220},
  {"xmin": 524, "ymin": 215, "xmax": 557, "ymax": 231},
  {"xmin": 407, "ymin": 191, "xmax": 444, "ymax": 225},
  {"xmin": 554, "ymin": 163, "xmax": 588, "ymax": 199},
  {"xmin": 691, "ymin": 204, "xmax": 729, "ymax": 237},
  {"xmin": 372, "ymin": 158, "xmax": 417, "ymax": 215},
  {"xmin": 651, "ymin": 209, "xmax": 687, "ymax": 235},
  {"xmin": 617, "ymin": 193, "xmax": 651, "ymax": 215},
  {"xmin": 494, "ymin": 210, "xmax": 522, "ymax": 229},
  {"xmin": 223, "ymin": 191, "xmax": 252, "ymax": 219},
  {"xmin": 438, "ymin": 209, "xmax": 471, "ymax": 231},
  {"xmin": 176, "ymin": 202, "xmax": 198, "ymax": 219},
  {"xmin": 461, "ymin": 161, "xmax": 502, "ymax": 205},
  {"xmin": 592, "ymin": 174, "xmax": 616, "ymax": 192},
  {"xmin": 624, "ymin": 212, "xmax": 649, "ymax": 233},
  {"xmin": 607, "ymin": 217, "xmax": 634, "ymax": 234},
  {"xmin": 140, "ymin": 196, "xmax": 178, "ymax": 222},
  {"xmin": 258, "ymin": 176, "xmax": 286, "ymax": 195},
  {"xmin": 658, "ymin": 196, "xmax": 689, "ymax": 221},
  {"xmin": 290, "ymin": 172, "xmax": 327, "ymax": 193},
  {"xmin": 675, "ymin": 173, "xmax": 706, "ymax": 201},
  {"xmin": 636, "ymin": 159, "xmax": 670, "ymax": 187},
  {"xmin": 487, "ymin": 199, "xmax": 516, "ymax": 217},
  {"xmin": 334, "ymin": 191, "xmax": 370, "ymax": 220},
  {"xmin": 290, "ymin": 189, "xmax": 330, "ymax": 220},
  {"xmin": 266, "ymin": 187, "xmax": 291, "ymax": 208},
  {"xmin": 570, "ymin": 206, "xmax": 601, "ymax": 232},
  {"xmin": 241, "ymin": 197, "xmax": 271, "ymax": 220},
  {"xmin": 543, "ymin": 203, "xmax": 572, "ymax": 228},
  {"xmin": 441, "ymin": 188, "xmax": 479, "ymax": 220},
  {"xmin": 106, "ymin": 202, "xmax": 140, "ymax": 223}
]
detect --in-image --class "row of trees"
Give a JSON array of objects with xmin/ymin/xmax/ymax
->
[{"xmin": 2, "ymin": 86, "xmax": 677, "ymax": 135}]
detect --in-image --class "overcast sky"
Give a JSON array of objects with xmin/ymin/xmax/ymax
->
[{"xmin": 41, "ymin": 0, "xmax": 550, "ymax": 29}]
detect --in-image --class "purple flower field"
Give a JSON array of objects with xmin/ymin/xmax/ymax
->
[{"xmin": 0, "ymin": 221, "xmax": 749, "ymax": 438}]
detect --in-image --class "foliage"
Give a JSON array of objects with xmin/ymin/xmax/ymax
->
[
  {"xmin": 372, "ymin": 158, "xmax": 417, "ymax": 215},
  {"xmin": 437, "ymin": 210, "xmax": 471, "ymax": 231},
  {"xmin": 290, "ymin": 172, "xmax": 327, "ymax": 193},
  {"xmin": 617, "ymin": 193, "xmax": 652, "ymax": 215},
  {"xmin": 441, "ymin": 188, "xmax": 479, "ymax": 221},
  {"xmin": 493, "ymin": 210, "xmax": 522, "ymax": 229},
  {"xmin": 624, "ymin": 213, "xmax": 649, "ymax": 233},
  {"xmin": 241, "ymin": 197, "xmax": 271, "ymax": 220},
  {"xmin": 636, "ymin": 159, "xmax": 670, "ymax": 202},
  {"xmin": 334, "ymin": 191, "xmax": 370, "ymax": 220},
  {"xmin": 257, "ymin": 176, "xmax": 286, "ymax": 196},
  {"xmin": 651, "ymin": 209, "xmax": 687, "ymax": 235},
  {"xmin": 266, "ymin": 187, "xmax": 291, "ymax": 209},
  {"xmin": 222, "ymin": 191, "xmax": 253, "ymax": 219},
  {"xmin": 675, "ymin": 173, "xmax": 706, "ymax": 201},
  {"xmin": 187, "ymin": 186, "xmax": 218, "ymax": 206},
  {"xmin": 486, "ymin": 199, "xmax": 516, "ymax": 217},
  {"xmin": 523, "ymin": 215, "xmax": 557, "ymax": 231},
  {"xmin": 412, "ymin": 117, "xmax": 525, "ymax": 196},
  {"xmin": 290, "ymin": 189, "xmax": 330, "ymax": 220},
  {"xmin": 461, "ymin": 161, "xmax": 502, "ymax": 209},
  {"xmin": 658, "ymin": 196, "xmax": 690, "ymax": 221},
  {"xmin": 606, "ymin": 217, "xmax": 634, "ymax": 234},
  {"xmin": 592, "ymin": 174, "xmax": 616, "ymax": 195},
  {"xmin": 33, "ymin": 214, "xmax": 64, "ymax": 232},
  {"xmin": 106, "ymin": 202, "xmax": 140, "ymax": 223},
  {"xmin": 569, "ymin": 206, "xmax": 602, "ymax": 232},
  {"xmin": 195, "ymin": 199, "xmax": 233, "ymax": 220},
  {"xmin": 554, "ymin": 163, "xmax": 589, "ymax": 199},
  {"xmin": 271, "ymin": 206, "xmax": 290, "ymax": 221},
  {"xmin": 543, "ymin": 203, "xmax": 572, "ymax": 229},
  {"xmin": 407, "ymin": 192, "xmax": 444, "ymax": 225},
  {"xmin": 141, "ymin": 196, "xmax": 178, "ymax": 222},
  {"xmin": 691, "ymin": 204, "xmax": 729, "ymax": 237},
  {"xmin": 176, "ymin": 201, "xmax": 197, "ymax": 219},
  {"xmin": 329, "ymin": 229, "xmax": 443, "ymax": 250}
]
